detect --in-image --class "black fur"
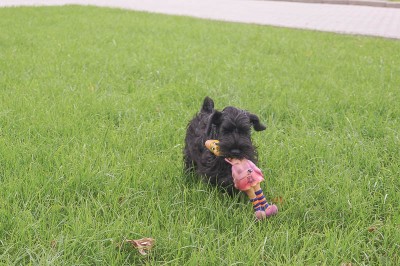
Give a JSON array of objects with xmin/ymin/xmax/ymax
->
[{"xmin": 184, "ymin": 97, "xmax": 266, "ymax": 194}]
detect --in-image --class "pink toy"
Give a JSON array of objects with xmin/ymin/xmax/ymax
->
[
  {"xmin": 205, "ymin": 140, "xmax": 278, "ymax": 220},
  {"xmin": 225, "ymin": 158, "xmax": 278, "ymax": 219},
  {"xmin": 225, "ymin": 158, "xmax": 264, "ymax": 191}
]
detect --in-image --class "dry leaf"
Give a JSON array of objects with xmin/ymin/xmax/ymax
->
[
  {"xmin": 125, "ymin": 238, "xmax": 155, "ymax": 255},
  {"xmin": 271, "ymin": 196, "xmax": 284, "ymax": 205},
  {"xmin": 50, "ymin": 240, "xmax": 57, "ymax": 249},
  {"xmin": 118, "ymin": 196, "xmax": 125, "ymax": 204}
]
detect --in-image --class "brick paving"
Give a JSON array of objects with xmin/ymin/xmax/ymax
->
[{"xmin": 1, "ymin": 0, "xmax": 400, "ymax": 39}]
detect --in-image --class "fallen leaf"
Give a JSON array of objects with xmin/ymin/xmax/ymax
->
[
  {"xmin": 50, "ymin": 240, "xmax": 57, "ymax": 249},
  {"xmin": 118, "ymin": 196, "xmax": 125, "ymax": 204},
  {"xmin": 125, "ymin": 238, "xmax": 155, "ymax": 255},
  {"xmin": 271, "ymin": 196, "xmax": 284, "ymax": 205}
]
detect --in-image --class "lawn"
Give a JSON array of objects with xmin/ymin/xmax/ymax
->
[{"xmin": 0, "ymin": 5, "xmax": 399, "ymax": 265}]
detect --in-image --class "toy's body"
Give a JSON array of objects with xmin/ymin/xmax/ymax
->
[
  {"xmin": 205, "ymin": 139, "xmax": 278, "ymax": 220},
  {"xmin": 225, "ymin": 158, "xmax": 264, "ymax": 191}
]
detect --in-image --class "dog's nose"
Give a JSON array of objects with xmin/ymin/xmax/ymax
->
[{"xmin": 230, "ymin": 149, "xmax": 241, "ymax": 156}]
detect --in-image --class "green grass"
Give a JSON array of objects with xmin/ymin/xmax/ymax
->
[{"xmin": 0, "ymin": 5, "xmax": 399, "ymax": 265}]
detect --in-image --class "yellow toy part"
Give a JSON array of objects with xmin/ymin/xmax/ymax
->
[{"xmin": 205, "ymin": 139, "xmax": 221, "ymax": 156}]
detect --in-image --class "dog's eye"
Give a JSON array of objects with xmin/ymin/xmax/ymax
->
[
  {"xmin": 238, "ymin": 127, "xmax": 250, "ymax": 134},
  {"xmin": 222, "ymin": 128, "xmax": 233, "ymax": 134}
]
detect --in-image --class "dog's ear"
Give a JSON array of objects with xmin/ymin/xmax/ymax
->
[
  {"xmin": 206, "ymin": 110, "xmax": 222, "ymax": 137},
  {"xmin": 201, "ymin": 96, "xmax": 214, "ymax": 114},
  {"xmin": 248, "ymin": 113, "xmax": 266, "ymax": 131}
]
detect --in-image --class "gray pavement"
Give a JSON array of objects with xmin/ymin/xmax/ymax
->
[
  {"xmin": 268, "ymin": 0, "xmax": 400, "ymax": 9},
  {"xmin": 1, "ymin": 0, "xmax": 400, "ymax": 39}
]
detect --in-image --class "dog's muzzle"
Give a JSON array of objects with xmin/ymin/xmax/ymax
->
[{"xmin": 230, "ymin": 149, "xmax": 241, "ymax": 156}]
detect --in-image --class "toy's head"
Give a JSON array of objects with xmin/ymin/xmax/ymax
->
[{"xmin": 205, "ymin": 139, "xmax": 221, "ymax": 156}]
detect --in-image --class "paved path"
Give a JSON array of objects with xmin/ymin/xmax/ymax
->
[{"xmin": 1, "ymin": 0, "xmax": 400, "ymax": 39}]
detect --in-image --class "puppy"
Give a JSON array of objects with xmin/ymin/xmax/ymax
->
[{"xmin": 184, "ymin": 97, "xmax": 266, "ymax": 194}]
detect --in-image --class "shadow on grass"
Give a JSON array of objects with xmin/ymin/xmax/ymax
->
[{"xmin": 180, "ymin": 167, "xmax": 246, "ymax": 204}]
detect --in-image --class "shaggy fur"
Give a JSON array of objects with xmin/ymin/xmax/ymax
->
[{"xmin": 184, "ymin": 97, "xmax": 266, "ymax": 194}]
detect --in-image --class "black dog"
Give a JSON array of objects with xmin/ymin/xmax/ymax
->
[{"xmin": 184, "ymin": 97, "xmax": 266, "ymax": 194}]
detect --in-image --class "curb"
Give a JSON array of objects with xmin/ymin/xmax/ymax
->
[{"xmin": 262, "ymin": 0, "xmax": 400, "ymax": 8}]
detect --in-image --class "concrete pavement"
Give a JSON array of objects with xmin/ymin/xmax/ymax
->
[
  {"xmin": 1, "ymin": 0, "xmax": 400, "ymax": 39},
  {"xmin": 268, "ymin": 0, "xmax": 400, "ymax": 9}
]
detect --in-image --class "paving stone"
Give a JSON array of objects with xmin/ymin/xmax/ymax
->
[{"xmin": 1, "ymin": 0, "xmax": 400, "ymax": 39}]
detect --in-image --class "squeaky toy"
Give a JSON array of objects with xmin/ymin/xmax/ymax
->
[{"xmin": 205, "ymin": 139, "xmax": 278, "ymax": 220}]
